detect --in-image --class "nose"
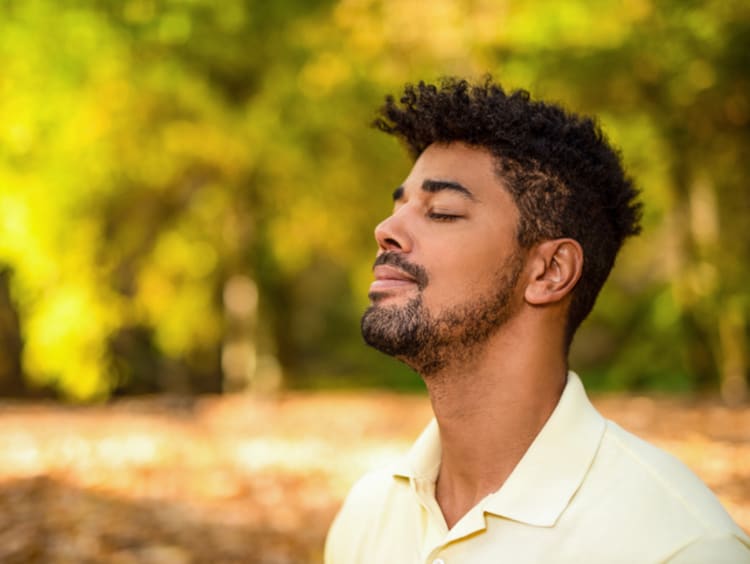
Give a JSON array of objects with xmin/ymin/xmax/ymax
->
[{"xmin": 374, "ymin": 210, "xmax": 413, "ymax": 253}]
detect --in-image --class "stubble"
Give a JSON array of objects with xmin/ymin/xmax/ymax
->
[{"xmin": 361, "ymin": 251, "xmax": 525, "ymax": 376}]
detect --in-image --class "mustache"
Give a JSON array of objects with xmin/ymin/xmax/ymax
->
[{"xmin": 373, "ymin": 252, "xmax": 429, "ymax": 290}]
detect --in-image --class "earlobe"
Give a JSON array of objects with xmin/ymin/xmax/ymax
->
[{"xmin": 524, "ymin": 239, "xmax": 583, "ymax": 306}]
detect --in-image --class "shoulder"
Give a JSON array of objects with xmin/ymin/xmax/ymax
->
[
  {"xmin": 664, "ymin": 533, "xmax": 750, "ymax": 563},
  {"xmin": 325, "ymin": 464, "xmax": 411, "ymax": 563},
  {"xmin": 333, "ymin": 464, "xmax": 403, "ymax": 520},
  {"xmin": 584, "ymin": 419, "xmax": 750, "ymax": 557},
  {"xmin": 601, "ymin": 420, "xmax": 737, "ymax": 527}
]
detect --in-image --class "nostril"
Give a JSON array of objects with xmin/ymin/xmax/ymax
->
[
  {"xmin": 375, "ymin": 214, "xmax": 409, "ymax": 252},
  {"xmin": 384, "ymin": 237, "xmax": 401, "ymax": 249}
]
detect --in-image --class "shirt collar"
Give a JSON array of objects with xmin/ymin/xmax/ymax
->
[{"xmin": 393, "ymin": 372, "xmax": 606, "ymax": 527}]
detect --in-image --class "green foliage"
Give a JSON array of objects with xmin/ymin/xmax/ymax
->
[{"xmin": 0, "ymin": 0, "xmax": 747, "ymax": 399}]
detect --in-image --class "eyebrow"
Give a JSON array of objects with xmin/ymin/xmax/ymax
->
[{"xmin": 391, "ymin": 179, "xmax": 477, "ymax": 202}]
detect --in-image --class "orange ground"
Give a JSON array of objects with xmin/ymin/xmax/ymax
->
[{"xmin": 0, "ymin": 392, "xmax": 747, "ymax": 563}]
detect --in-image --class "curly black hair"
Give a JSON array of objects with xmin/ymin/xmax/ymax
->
[{"xmin": 374, "ymin": 77, "xmax": 642, "ymax": 346}]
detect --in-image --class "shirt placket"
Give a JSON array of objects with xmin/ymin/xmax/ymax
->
[
  {"xmin": 412, "ymin": 477, "xmax": 489, "ymax": 564},
  {"xmin": 411, "ymin": 476, "xmax": 447, "ymax": 563}
]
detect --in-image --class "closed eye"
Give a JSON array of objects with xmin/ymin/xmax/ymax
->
[{"xmin": 428, "ymin": 211, "xmax": 463, "ymax": 222}]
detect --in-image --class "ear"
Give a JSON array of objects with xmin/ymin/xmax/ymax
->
[{"xmin": 524, "ymin": 239, "xmax": 583, "ymax": 306}]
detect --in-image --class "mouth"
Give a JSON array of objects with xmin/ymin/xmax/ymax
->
[{"xmin": 369, "ymin": 264, "xmax": 418, "ymax": 296}]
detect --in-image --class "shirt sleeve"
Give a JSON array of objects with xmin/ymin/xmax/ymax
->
[{"xmin": 665, "ymin": 533, "xmax": 750, "ymax": 563}]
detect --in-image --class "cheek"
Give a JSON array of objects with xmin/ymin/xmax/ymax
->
[
  {"xmin": 443, "ymin": 238, "xmax": 509, "ymax": 276},
  {"xmin": 418, "ymin": 223, "xmax": 517, "ymax": 297},
  {"xmin": 424, "ymin": 250, "xmax": 505, "ymax": 299}
]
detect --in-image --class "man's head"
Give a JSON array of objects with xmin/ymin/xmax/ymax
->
[
  {"xmin": 363, "ymin": 77, "xmax": 641, "ymax": 361},
  {"xmin": 361, "ymin": 143, "xmax": 527, "ymax": 374}
]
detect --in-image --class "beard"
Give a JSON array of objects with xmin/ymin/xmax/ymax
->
[{"xmin": 361, "ymin": 251, "xmax": 525, "ymax": 376}]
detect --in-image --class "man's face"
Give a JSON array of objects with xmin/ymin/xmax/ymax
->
[{"xmin": 361, "ymin": 142, "xmax": 526, "ymax": 375}]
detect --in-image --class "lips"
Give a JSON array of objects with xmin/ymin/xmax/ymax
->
[{"xmin": 369, "ymin": 264, "xmax": 418, "ymax": 294}]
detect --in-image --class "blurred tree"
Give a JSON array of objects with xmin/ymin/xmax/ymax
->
[
  {"xmin": 490, "ymin": 0, "xmax": 750, "ymax": 402},
  {"xmin": 0, "ymin": 0, "xmax": 746, "ymax": 400},
  {"xmin": 0, "ymin": 268, "xmax": 24, "ymax": 395}
]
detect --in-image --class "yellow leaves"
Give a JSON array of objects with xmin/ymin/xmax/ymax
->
[
  {"xmin": 123, "ymin": 0, "xmax": 156, "ymax": 25},
  {"xmin": 651, "ymin": 289, "xmax": 680, "ymax": 331},
  {"xmin": 268, "ymin": 196, "xmax": 341, "ymax": 273},
  {"xmin": 0, "ymin": 191, "xmax": 31, "ymax": 262},
  {"xmin": 0, "ymin": 175, "xmax": 93, "ymax": 292},
  {"xmin": 299, "ymin": 52, "xmax": 352, "ymax": 97},
  {"xmin": 332, "ymin": 0, "xmax": 383, "ymax": 57},
  {"xmin": 328, "ymin": 0, "xmax": 480, "ymax": 81},
  {"xmin": 136, "ymin": 229, "xmax": 221, "ymax": 357},
  {"xmin": 23, "ymin": 283, "xmax": 118, "ymax": 401},
  {"xmin": 4, "ymin": 123, "xmax": 35, "ymax": 156},
  {"xmin": 500, "ymin": 0, "xmax": 635, "ymax": 49},
  {"xmin": 162, "ymin": 120, "xmax": 249, "ymax": 180},
  {"xmin": 156, "ymin": 232, "xmax": 218, "ymax": 282},
  {"xmin": 158, "ymin": 11, "xmax": 192, "ymax": 44},
  {"xmin": 0, "ymin": 0, "xmax": 745, "ymax": 399},
  {"xmin": 139, "ymin": 273, "xmax": 220, "ymax": 359},
  {"xmin": 331, "ymin": 0, "xmax": 641, "ymax": 61},
  {"xmin": 687, "ymin": 59, "xmax": 717, "ymax": 92},
  {"xmin": 0, "ymin": 164, "xmax": 119, "ymax": 402},
  {"xmin": 214, "ymin": 0, "xmax": 247, "ymax": 33},
  {"xmin": 687, "ymin": 261, "xmax": 719, "ymax": 300}
]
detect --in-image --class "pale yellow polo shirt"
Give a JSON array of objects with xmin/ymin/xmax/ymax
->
[{"xmin": 325, "ymin": 373, "xmax": 750, "ymax": 563}]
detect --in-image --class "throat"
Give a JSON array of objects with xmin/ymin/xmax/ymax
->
[
  {"xmin": 435, "ymin": 461, "xmax": 516, "ymax": 530},
  {"xmin": 433, "ymin": 419, "xmax": 537, "ymax": 529},
  {"xmin": 427, "ymin": 365, "xmax": 567, "ymax": 530}
]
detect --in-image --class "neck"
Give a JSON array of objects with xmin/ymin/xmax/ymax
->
[{"xmin": 423, "ymin": 323, "xmax": 568, "ymax": 529}]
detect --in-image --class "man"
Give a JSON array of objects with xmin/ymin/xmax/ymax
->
[{"xmin": 325, "ymin": 78, "xmax": 750, "ymax": 563}]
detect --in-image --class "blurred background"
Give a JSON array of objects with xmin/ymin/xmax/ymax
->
[
  {"xmin": 1, "ymin": 0, "xmax": 748, "ymax": 401},
  {"xmin": 0, "ymin": 0, "xmax": 748, "ymax": 561}
]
